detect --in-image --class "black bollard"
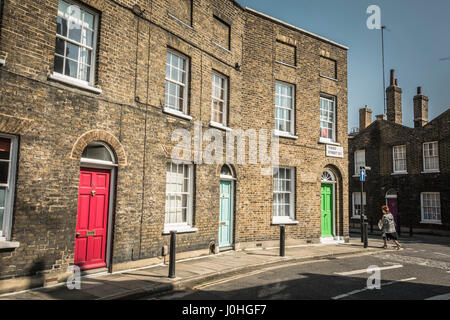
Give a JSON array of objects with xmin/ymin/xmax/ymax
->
[
  {"xmin": 168, "ymin": 231, "xmax": 176, "ymax": 278},
  {"xmin": 363, "ymin": 223, "xmax": 368, "ymax": 248},
  {"xmin": 280, "ymin": 225, "xmax": 285, "ymax": 257}
]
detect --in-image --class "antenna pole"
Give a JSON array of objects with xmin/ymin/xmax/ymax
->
[{"xmin": 381, "ymin": 26, "xmax": 387, "ymax": 115}]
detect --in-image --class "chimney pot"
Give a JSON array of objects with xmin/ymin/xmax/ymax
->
[
  {"xmin": 395, "ymin": 79, "xmax": 398, "ymax": 86},
  {"xmin": 390, "ymin": 69, "xmax": 395, "ymax": 86},
  {"xmin": 417, "ymin": 86, "xmax": 422, "ymax": 95}
]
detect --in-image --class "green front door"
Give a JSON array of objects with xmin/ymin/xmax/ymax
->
[
  {"xmin": 219, "ymin": 180, "xmax": 233, "ymax": 247},
  {"xmin": 321, "ymin": 184, "xmax": 333, "ymax": 237}
]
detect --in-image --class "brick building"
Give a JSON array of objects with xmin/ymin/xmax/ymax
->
[
  {"xmin": 349, "ymin": 70, "xmax": 450, "ymax": 236},
  {"xmin": 0, "ymin": 0, "xmax": 349, "ymax": 293}
]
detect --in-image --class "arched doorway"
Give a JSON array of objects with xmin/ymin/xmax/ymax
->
[
  {"xmin": 218, "ymin": 165, "xmax": 235, "ymax": 249},
  {"xmin": 385, "ymin": 189, "xmax": 398, "ymax": 228},
  {"xmin": 75, "ymin": 141, "xmax": 117, "ymax": 271},
  {"xmin": 321, "ymin": 170, "xmax": 336, "ymax": 238}
]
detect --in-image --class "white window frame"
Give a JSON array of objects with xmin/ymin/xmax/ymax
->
[
  {"xmin": 210, "ymin": 71, "xmax": 228, "ymax": 127},
  {"xmin": 272, "ymin": 167, "xmax": 297, "ymax": 224},
  {"xmin": 423, "ymin": 141, "xmax": 439, "ymax": 173},
  {"xmin": 354, "ymin": 149, "xmax": 366, "ymax": 176},
  {"xmin": 164, "ymin": 50, "xmax": 190, "ymax": 116},
  {"xmin": 392, "ymin": 145, "xmax": 407, "ymax": 174},
  {"xmin": 0, "ymin": 134, "xmax": 18, "ymax": 241},
  {"xmin": 420, "ymin": 192, "xmax": 441, "ymax": 224},
  {"xmin": 52, "ymin": 0, "xmax": 99, "ymax": 88},
  {"xmin": 163, "ymin": 162, "xmax": 197, "ymax": 234},
  {"xmin": 274, "ymin": 81, "xmax": 295, "ymax": 136},
  {"xmin": 352, "ymin": 192, "xmax": 366, "ymax": 219},
  {"xmin": 319, "ymin": 95, "xmax": 336, "ymax": 143}
]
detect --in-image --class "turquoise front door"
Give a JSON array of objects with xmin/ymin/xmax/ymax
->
[
  {"xmin": 321, "ymin": 184, "xmax": 333, "ymax": 237},
  {"xmin": 219, "ymin": 180, "xmax": 233, "ymax": 247}
]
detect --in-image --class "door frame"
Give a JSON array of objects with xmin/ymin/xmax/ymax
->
[
  {"xmin": 219, "ymin": 166, "xmax": 236, "ymax": 249},
  {"xmin": 79, "ymin": 158, "xmax": 117, "ymax": 270},
  {"xmin": 321, "ymin": 170, "xmax": 337, "ymax": 238}
]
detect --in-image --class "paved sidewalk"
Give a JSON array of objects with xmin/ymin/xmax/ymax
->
[{"xmin": 0, "ymin": 238, "xmax": 387, "ymax": 300}]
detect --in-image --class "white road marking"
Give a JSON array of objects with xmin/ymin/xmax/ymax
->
[
  {"xmin": 332, "ymin": 277, "xmax": 417, "ymax": 300},
  {"xmin": 334, "ymin": 264, "xmax": 403, "ymax": 276},
  {"xmin": 434, "ymin": 252, "xmax": 450, "ymax": 257},
  {"xmin": 425, "ymin": 293, "xmax": 450, "ymax": 300}
]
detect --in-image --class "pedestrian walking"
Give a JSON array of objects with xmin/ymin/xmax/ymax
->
[{"xmin": 379, "ymin": 205, "xmax": 403, "ymax": 250}]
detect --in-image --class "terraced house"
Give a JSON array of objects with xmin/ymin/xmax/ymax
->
[
  {"xmin": 0, "ymin": 0, "xmax": 349, "ymax": 293},
  {"xmin": 349, "ymin": 70, "xmax": 450, "ymax": 236}
]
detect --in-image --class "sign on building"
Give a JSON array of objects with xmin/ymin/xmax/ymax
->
[{"xmin": 326, "ymin": 145, "xmax": 344, "ymax": 158}]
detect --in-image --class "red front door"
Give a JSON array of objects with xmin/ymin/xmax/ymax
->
[
  {"xmin": 387, "ymin": 198, "xmax": 399, "ymax": 228},
  {"xmin": 75, "ymin": 168, "xmax": 111, "ymax": 271}
]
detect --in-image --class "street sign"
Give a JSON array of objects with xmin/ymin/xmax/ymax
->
[{"xmin": 360, "ymin": 168, "xmax": 366, "ymax": 181}]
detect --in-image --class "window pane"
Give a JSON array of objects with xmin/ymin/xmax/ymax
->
[
  {"xmin": 66, "ymin": 42, "xmax": 79, "ymax": 61},
  {"xmin": 55, "ymin": 38, "xmax": 65, "ymax": 56},
  {"xmin": 0, "ymin": 138, "xmax": 11, "ymax": 160},
  {"xmin": 65, "ymin": 59, "xmax": 78, "ymax": 78},
  {"xmin": 54, "ymin": 55, "xmax": 64, "ymax": 74},
  {"xmin": 0, "ymin": 208, "xmax": 3, "ymax": 232},
  {"xmin": 0, "ymin": 162, "xmax": 9, "ymax": 184},
  {"xmin": 0, "ymin": 187, "xmax": 6, "ymax": 208}
]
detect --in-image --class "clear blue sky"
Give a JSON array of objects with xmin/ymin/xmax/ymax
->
[{"xmin": 238, "ymin": 0, "xmax": 450, "ymax": 131}]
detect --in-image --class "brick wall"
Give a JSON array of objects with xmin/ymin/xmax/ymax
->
[{"xmin": 0, "ymin": 0, "xmax": 348, "ymax": 287}]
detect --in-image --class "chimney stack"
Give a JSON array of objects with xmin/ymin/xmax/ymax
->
[
  {"xmin": 359, "ymin": 105, "xmax": 373, "ymax": 131},
  {"xmin": 413, "ymin": 86, "xmax": 428, "ymax": 127},
  {"xmin": 376, "ymin": 114, "xmax": 386, "ymax": 121},
  {"xmin": 386, "ymin": 69, "xmax": 403, "ymax": 125}
]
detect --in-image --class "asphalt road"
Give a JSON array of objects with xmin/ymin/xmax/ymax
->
[{"xmin": 149, "ymin": 236, "xmax": 450, "ymax": 300}]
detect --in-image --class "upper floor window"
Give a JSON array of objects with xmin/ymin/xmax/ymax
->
[
  {"xmin": 164, "ymin": 162, "xmax": 195, "ymax": 233},
  {"xmin": 320, "ymin": 96, "xmax": 336, "ymax": 143},
  {"xmin": 275, "ymin": 81, "xmax": 295, "ymax": 135},
  {"xmin": 275, "ymin": 40, "xmax": 296, "ymax": 67},
  {"xmin": 0, "ymin": 135, "xmax": 18, "ymax": 241},
  {"xmin": 54, "ymin": 0, "xmax": 98, "ymax": 86},
  {"xmin": 168, "ymin": 0, "xmax": 192, "ymax": 27},
  {"xmin": 212, "ymin": 16, "xmax": 230, "ymax": 51},
  {"xmin": 393, "ymin": 145, "xmax": 407, "ymax": 173},
  {"xmin": 165, "ymin": 50, "xmax": 189, "ymax": 115},
  {"xmin": 423, "ymin": 142, "xmax": 439, "ymax": 172},
  {"xmin": 420, "ymin": 192, "xmax": 441, "ymax": 224},
  {"xmin": 320, "ymin": 56, "xmax": 337, "ymax": 80},
  {"xmin": 273, "ymin": 167, "xmax": 295, "ymax": 224},
  {"xmin": 354, "ymin": 149, "xmax": 365, "ymax": 176},
  {"xmin": 352, "ymin": 192, "xmax": 366, "ymax": 219},
  {"xmin": 211, "ymin": 72, "xmax": 228, "ymax": 126}
]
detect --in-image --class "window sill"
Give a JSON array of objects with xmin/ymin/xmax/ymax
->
[
  {"xmin": 351, "ymin": 216, "xmax": 361, "ymax": 220},
  {"xmin": 319, "ymin": 74, "xmax": 338, "ymax": 82},
  {"xmin": 211, "ymin": 41, "xmax": 231, "ymax": 53},
  {"xmin": 422, "ymin": 170, "xmax": 440, "ymax": 174},
  {"xmin": 0, "ymin": 240, "xmax": 20, "ymax": 249},
  {"xmin": 391, "ymin": 172, "xmax": 408, "ymax": 176},
  {"xmin": 274, "ymin": 60, "xmax": 297, "ymax": 69},
  {"xmin": 352, "ymin": 174, "xmax": 362, "ymax": 178},
  {"xmin": 209, "ymin": 121, "xmax": 232, "ymax": 132},
  {"xmin": 162, "ymin": 225, "xmax": 198, "ymax": 235},
  {"xmin": 420, "ymin": 220, "xmax": 442, "ymax": 225},
  {"xmin": 271, "ymin": 218, "xmax": 299, "ymax": 225},
  {"xmin": 274, "ymin": 130, "xmax": 298, "ymax": 140},
  {"xmin": 163, "ymin": 107, "xmax": 193, "ymax": 121},
  {"xmin": 48, "ymin": 73, "xmax": 102, "ymax": 94},
  {"xmin": 168, "ymin": 13, "xmax": 194, "ymax": 30},
  {"xmin": 318, "ymin": 138, "xmax": 339, "ymax": 146},
  {"xmin": 0, "ymin": 59, "xmax": 5, "ymax": 66}
]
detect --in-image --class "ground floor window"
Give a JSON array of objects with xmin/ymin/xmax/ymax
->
[
  {"xmin": 352, "ymin": 192, "xmax": 366, "ymax": 219},
  {"xmin": 273, "ymin": 167, "xmax": 295, "ymax": 223},
  {"xmin": 164, "ymin": 162, "xmax": 194, "ymax": 232},
  {"xmin": 0, "ymin": 134, "xmax": 18, "ymax": 240},
  {"xmin": 420, "ymin": 192, "xmax": 441, "ymax": 224}
]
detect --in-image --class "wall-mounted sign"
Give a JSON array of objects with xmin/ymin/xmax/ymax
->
[{"xmin": 326, "ymin": 145, "xmax": 344, "ymax": 158}]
